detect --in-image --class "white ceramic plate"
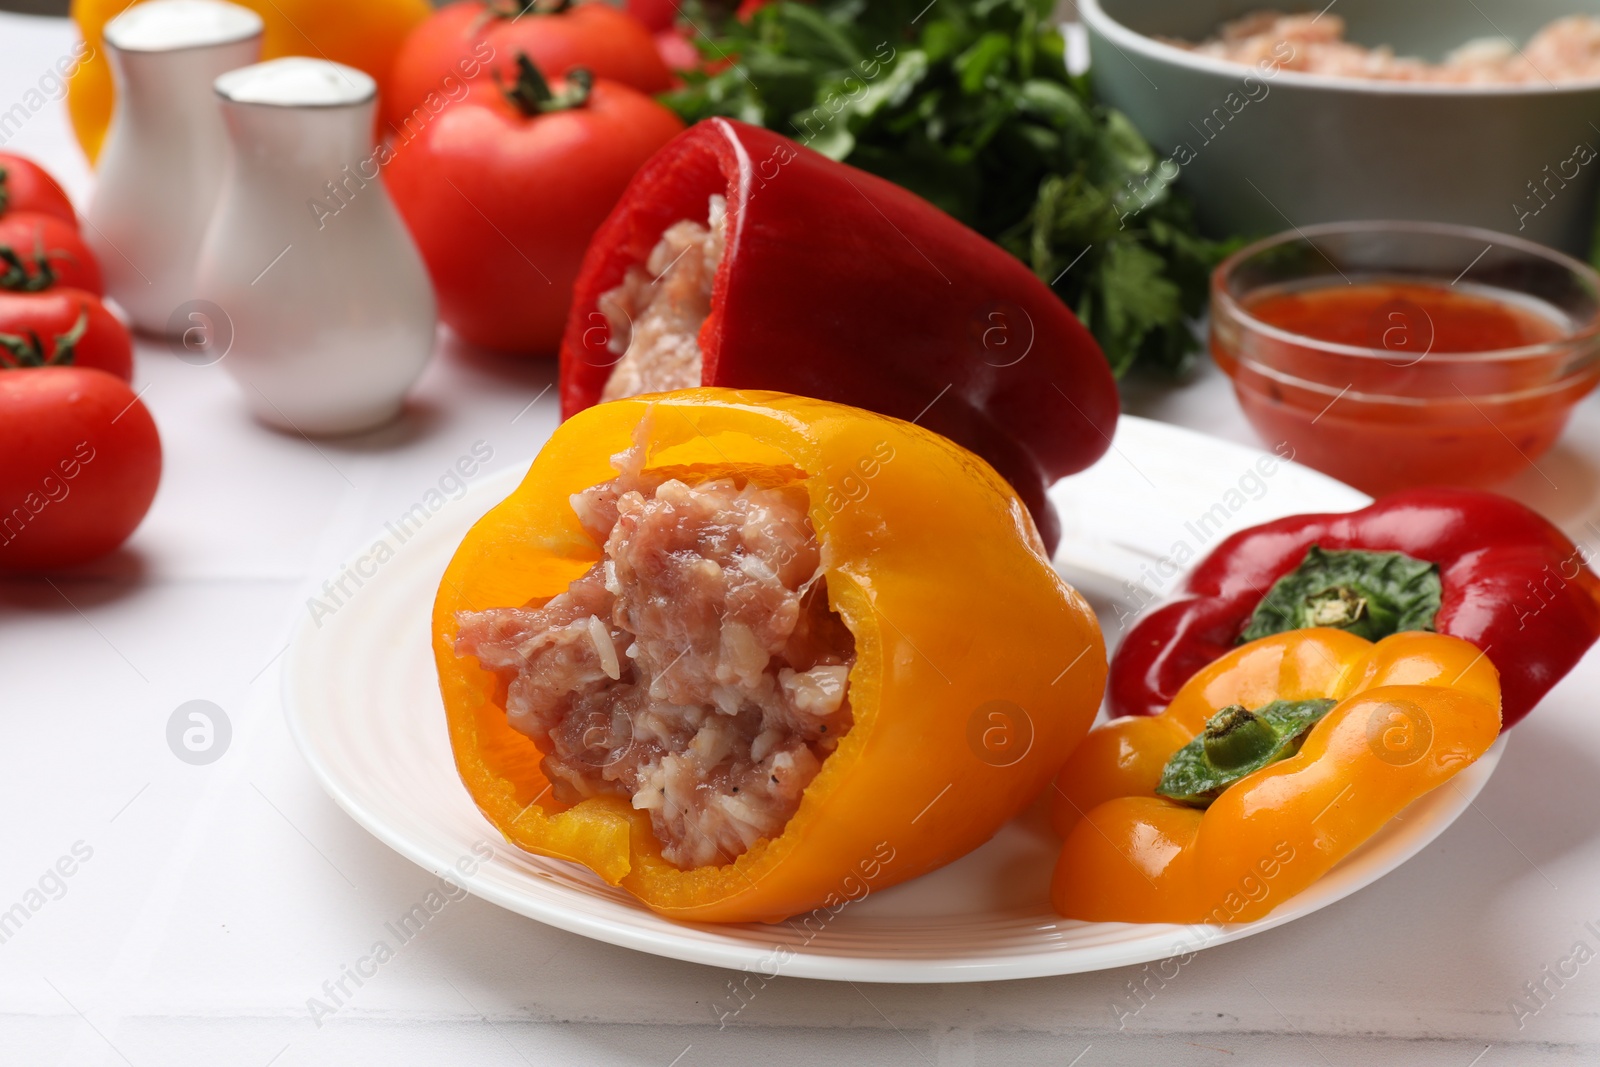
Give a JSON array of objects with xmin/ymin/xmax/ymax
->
[{"xmin": 282, "ymin": 415, "xmax": 1505, "ymax": 983}]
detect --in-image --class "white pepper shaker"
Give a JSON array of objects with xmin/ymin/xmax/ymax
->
[
  {"xmin": 196, "ymin": 57, "xmax": 437, "ymax": 436},
  {"xmin": 87, "ymin": 0, "xmax": 263, "ymax": 335}
]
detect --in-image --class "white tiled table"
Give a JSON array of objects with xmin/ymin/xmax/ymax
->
[{"xmin": 4, "ymin": 10, "xmax": 1600, "ymax": 1065}]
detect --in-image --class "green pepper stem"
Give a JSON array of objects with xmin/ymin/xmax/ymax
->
[
  {"xmin": 1305, "ymin": 585, "xmax": 1368, "ymax": 627},
  {"xmin": 1239, "ymin": 545, "xmax": 1442, "ymax": 645},
  {"xmin": 1201, "ymin": 705, "xmax": 1279, "ymax": 771}
]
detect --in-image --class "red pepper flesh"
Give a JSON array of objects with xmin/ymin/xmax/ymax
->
[
  {"xmin": 1109, "ymin": 488, "xmax": 1600, "ymax": 728},
  {"xmin": 558, "ymin": 118, "xmax": 1119, "ymax": 553}
]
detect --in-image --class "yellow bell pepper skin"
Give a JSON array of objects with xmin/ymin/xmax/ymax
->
[
  {"xmin": 68, "ymin": 0, "xmax": 430, "ymax": 164},
  {"xmin": 1050, "ymin": 630, "xmax": 1500, "ymax": 924},
  {"xmin": 433, "ymin": 389, "xmax": 1107, "ymax": 924}
]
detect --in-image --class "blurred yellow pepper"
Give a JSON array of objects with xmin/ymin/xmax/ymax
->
[
  {"xmin": 68, "ymin": 0, "xmax": 430, "ymax": 164},
  {"xmin": 1051, "ymin": 629, "xmax": 1501, "ymax": 924}
]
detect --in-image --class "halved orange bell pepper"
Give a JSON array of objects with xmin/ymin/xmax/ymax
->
[
  {"xmin": 433, "ymin": 388, "xmax": 1106, "ymax": 923},
  {"xmin": 1050, "ymin": 629, "xmax": 1500, "ymax": 924}
]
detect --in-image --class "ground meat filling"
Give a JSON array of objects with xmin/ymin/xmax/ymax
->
[
  {"xmin": 597, "ymin": 195, "xmax": 727, "ymax": 402},
  {"xmin": 1171, "ymin": 12, "xmax": 1600, "ymax": 84},
  {"xmin": 455, "ymin": 457, "xmax": 855, "ymax": 870}
]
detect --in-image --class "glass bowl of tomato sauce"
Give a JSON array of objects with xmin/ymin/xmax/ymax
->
[{"xmin": 1211, "ymin": 221, "xmax": 1600, "ymax": 495}]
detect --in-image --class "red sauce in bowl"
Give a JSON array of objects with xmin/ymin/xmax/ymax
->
[
  {"xmin": 1212, "ymin": 279, "xmax": 1597, "ymax": 495},
  {"xmin": 1247, "ymin": 282, "xmax": 1567, "ymax": 354}
]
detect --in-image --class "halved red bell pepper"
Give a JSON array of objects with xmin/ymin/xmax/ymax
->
[
  {"xmin": 558, "ymin": 118, "xmax": 1119, "ymax": 552},
  {"xmin": 1109, "ymin": 488, "xmax": 1600, "ymax": 729}
]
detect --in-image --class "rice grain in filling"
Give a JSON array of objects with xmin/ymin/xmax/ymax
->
[
  {"xmin": 598, "ymin": 195, "xmax": 727, "ymax": 402},
  {"xmin": 455, "ymin": 453, "xmax": 855, "ymax": 870}
]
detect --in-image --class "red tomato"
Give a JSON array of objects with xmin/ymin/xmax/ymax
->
[
  {"xmin": 653, "ymin": 2, "xmax": 779, "ymax": 78},
  {"xmin": 0, "ymin": 366, "xmax": 161, "ymax": 571},
  {"xmin": 0, "ymin": 213, "xmax": 103, "ymax": 295},
  {"xmin": 0, "ymin": 288, "xmax": 132, "ymax": 381},
  {"xmin": 654, "ymin": 27, "xmax": 701, "ymax": 73},
  {"xmin": 0, "ymin": 153, "xmax": 77, "ymax": 228},
  {"xmin": 628, "ymin": 0, "xmax": 678, "ymax": 32},
  {"xmin": 386, "ymin": 63, "xmax": 684, "ymax": 353},
  {"xmin": 382, "ymin": 1, "xmax": 673, "ymax": 136}
]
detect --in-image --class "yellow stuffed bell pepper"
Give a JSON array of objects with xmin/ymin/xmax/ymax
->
[
  {"xmin": 68, "ymin": 0, "xmax": 430, "ymax": 164},
  {"xmin": 434, "ymin": 389, "xmax": 1106, "ymax": 924},
  {"xmin": 1051, "ymin": 629, "xmax": 1500, "ymax": 924}
]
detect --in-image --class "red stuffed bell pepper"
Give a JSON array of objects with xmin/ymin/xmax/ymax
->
[
  {"xmin": 558, "ymin": 118, "xmax": 1118, "ymax": 553},
  {"xmin": 1109, "ymin": 488, "xmax": 1600, "ymax": 728}
]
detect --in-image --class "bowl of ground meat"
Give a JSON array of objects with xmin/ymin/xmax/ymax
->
[{"xmin": 1080, "ymin": 0, "xmax": 1600, "ymax": 255}]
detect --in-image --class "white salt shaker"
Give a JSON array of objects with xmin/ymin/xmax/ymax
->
[
  {"xmin": 196, "ymin": 57, "xmax": 437, "ymax": 435},
  {"xmin": 87, "ymin": 0, "xmax": 263, "ymax": 335}
]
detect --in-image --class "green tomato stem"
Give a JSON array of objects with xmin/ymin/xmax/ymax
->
[
  {"xmin": 499, "ymin": 53, "xmax": 593, "ymax": 117},
  {"xmin": 485, "ymin": 0, "xmax": 573, "ymax": 21}
]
